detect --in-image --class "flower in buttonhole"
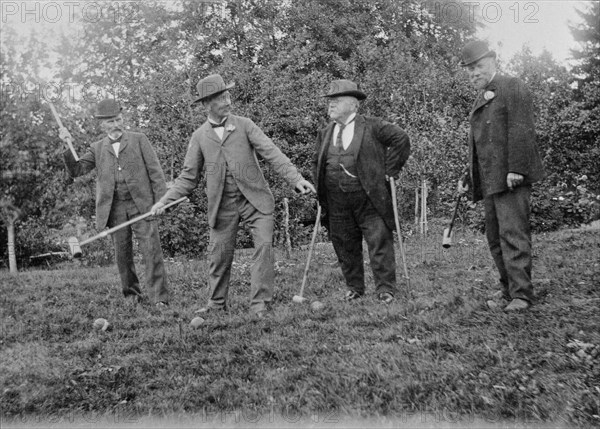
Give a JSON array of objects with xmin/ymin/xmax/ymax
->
[
  {"xmin": 225, "ymin": 124, "xmax": 235, "ymax": 132},
  {"xmin": 483, "ymin": 90, "xmax": 495, "ymax": 101}
]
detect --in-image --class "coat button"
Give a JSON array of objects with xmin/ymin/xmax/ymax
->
[{"xmin": 486, "ymin": 120, "xmax": 491, "ymax": 124}]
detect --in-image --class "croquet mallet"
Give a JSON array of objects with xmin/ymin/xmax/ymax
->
[
  {"xmin": 48, "ymin": 102, "xmax": 79, "ymax": 161},
  {"xmin": 68, "ymin": 197, "xmax": 188, "ymax": 258},
  {"xmin": 292, "ymin": 204, "xmax": 322, "ymax": 304},
  {"xmin": 442, "ymin": 194, "xmax": 462, "ymax": 248},
  {"xmin": 390, "ymin": 178, "xmax": 410, "ymax": 289}
]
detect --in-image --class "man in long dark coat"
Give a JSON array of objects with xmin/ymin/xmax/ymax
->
[{"xmin": 458, "ymin": 41, "xmax": 545, "ymax": 312}]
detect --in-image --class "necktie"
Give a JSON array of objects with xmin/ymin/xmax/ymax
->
[
  {"xmin": 108, "ymin": 134, "xmax": 122, "ymax": 143},
  {"xmin": 211, "ymin": 120, "xmax": 226, "ymax": 128},
  {"xmin": 335, "ymin": 117, "xmax": 355, "ymax": 147}
]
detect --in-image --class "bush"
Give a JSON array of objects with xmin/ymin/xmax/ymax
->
[
  {"xmin": 16, "ymin": 216, "xmax": 114, "ymax": 269},
  {"xmin": 158, "ymin": 198, "xmax": 209, "ymax": 258},
  {"xmin": 531, "ymin": 177, "xmax": 600, "ymax": 231}
]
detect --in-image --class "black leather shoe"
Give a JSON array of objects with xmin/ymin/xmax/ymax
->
[
  {"xmin": 195, "ymin": 306, "xmax": 227, "ymax": 315},
  {"xmin": 344, "ymin": 291, "xmax": 363, "ymax": 301},
  {"xmin": 378, "ymin": 292, "xmax": 394, "ymax": 304},
  {"xmin": 504, "ymin": 298, "xmax": 530, "ymax": 312}
]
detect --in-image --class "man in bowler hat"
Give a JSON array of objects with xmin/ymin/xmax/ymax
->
[
  {"xmin": 60, "ymin": 99, "xmax": 169, "ymax": 308},
  {"xmin": 151, "ymin": 74, "xmax": 315, "ymax": 318},
  {"xmin": 312, "ymin": 80, "xmax": 410, "ymax": 303},
  {"xmin": 457, "ymin": 41, "xmax": 545, "ymax": 312}
]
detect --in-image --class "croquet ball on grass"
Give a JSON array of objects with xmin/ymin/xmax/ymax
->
[
  {"xmin": 311, "ymin": 301, "xmax": 325, "ymax": 311},
  {"xmin": 190, "ymin": 317, "xmax": 205, "ymax": 328},
  {"xmin": 93, "ymin": 318, "xmax": 110, "ymax": 331}
]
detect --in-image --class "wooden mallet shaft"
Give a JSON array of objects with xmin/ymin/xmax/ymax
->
[
  {"xmin": 49, "ymin": 102, "xmax": 79, "ymax": 161},
  {"xmin": 293, "ymin": 204, "xmax": 321, "ymax": 303},
  {"xmin": 390, "ymin": 179, "xmax": 410, "ymax": 289},
  {"xmin": 442, "ymin": 195, "xmax": 462, "ymax": 248},
  {"xmin": 68, "ymin": 197, "xmax": 188, "ymax": 258}
]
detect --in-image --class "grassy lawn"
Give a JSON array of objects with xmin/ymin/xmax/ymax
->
[{"xmin": 1, "ymin": 221, "xmax": 599, "ymax": 428}]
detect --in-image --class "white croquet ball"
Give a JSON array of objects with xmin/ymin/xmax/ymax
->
[
  {"xmin": 311, "ymin": 301, "xmax": 325, "ymax": 311},
  {"xmin": 93, "ymin": 318, "xmax": 110, "ymax": 331},
  {"xmin": 190, "ymin": 317, "xmax": 205, "ymax": 328}
]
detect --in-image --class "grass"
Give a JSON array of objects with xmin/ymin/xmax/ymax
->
[{"xmin": 1, "ymin": 220, "xmax": 599, "ymax": 428}]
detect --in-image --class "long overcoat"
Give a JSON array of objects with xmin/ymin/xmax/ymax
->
[{"xmin": 468, "ymin": 74, "xmax": 545, "ymax": 202}]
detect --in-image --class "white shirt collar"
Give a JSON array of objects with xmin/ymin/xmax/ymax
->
[
  {"xmin": 337, "ymin": 113, "xmax": 356, "ymax": 127},
  {"xmin": 208, "ymin": 117, "xmax": 227, "ymax": 126}
]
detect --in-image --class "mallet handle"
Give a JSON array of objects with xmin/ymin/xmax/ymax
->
[
  {"xmin": 390, "ymin": 179, "xmax": 410, "ymax": 287},
  {"xmin": 298, "ymin": 204, "xmax": 321, "ymax": 298},
  {"xmin": 447, "ymin": 195, "xmax": 462, "ymax": 235},
  {"xmin": 49, "ymin": 102, "xmax": 79, "ymax": 161},
  {"xmin": 80, "ymin": 197, "xmax": 188, "ymax": 246}
]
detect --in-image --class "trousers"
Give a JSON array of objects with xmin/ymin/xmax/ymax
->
[
  {"xmin": 206, "ymin": 184, "xmax": 274, "ymax": 313},
  {"xmin": 326, "ymin": 188, "xmax": 397, "ymax": 296},
  {"xmin": 483, "ymin": 185, "xmax": 534, "ymax": 302},
  {"xmin": 108, "ymin": 198, "xmax": 169, "ymax": 303}
]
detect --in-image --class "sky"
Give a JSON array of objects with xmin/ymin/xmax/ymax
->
[
  {"xmin": 0, "ymin": 0, "xmax": 594, "ymax": 68},
  {"xmin": 473, "ymin": 0, "xmax": 592, "ymax": 66}
]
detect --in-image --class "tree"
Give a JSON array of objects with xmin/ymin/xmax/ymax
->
[
  {"xmin": 0, "ymin": 201, "xmax": 21, "ymax": 273},
  {"xmin": 507, "ymin": 45, "xmax": 600, "ymax": 229},
  {"xmin": 569, "ymin": 2, "xmax": 600, "ymax": 88}
]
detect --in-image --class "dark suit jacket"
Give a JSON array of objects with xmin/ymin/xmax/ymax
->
[
  {"xmin": 64, "ymin": 131, "xmax": 167, "ymax": 229},
  {"xmin": 468, "ymin": 74, "xmax": 545, "ymax": 202},
  {"xmin": 312, "ymin": 114, "xmax": 410, "ymax": 231},
  {"xmin": 160, "ymin": 115, "xmax": 305, "ymax": 228}
]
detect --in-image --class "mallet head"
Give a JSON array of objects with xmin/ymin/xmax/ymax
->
[
  {"xmin": 292, "ymin": 295, "xmax": 307, "ymax": 304},
  {"xmin": 442, "ymin": 228, "xmax": 452, "ymax": 248},
  {"xmin": 68, "ymin": 236, "xmax": 82, "ymax": 258}
]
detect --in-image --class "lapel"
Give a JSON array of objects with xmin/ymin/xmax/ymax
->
[
  {"xmin": 350, "ymin": 115, "xmax": 365, "ymax": 161},
  {"xmin": 103, "ymin": 132, "xmax": 129, "ymax": 157},
  {"xmin": 203, "ymin": 121, "xmax": 223, "ymax": 146},
  {"xmin": 470, "ymin": 76, "xmax": 499, "ymax": 118},
  {"xmin": 317, "ymin": 122, "xmax": 335, "ymax": 170},
  {"xmin": 221, "ymin": 116, "xmax": 236, "ymax": 145},
  {"xmin": 102, "ymin": 136, "xmax": 116, "ymax": 157},
  {"xmin": 117, "ymin": 132, "xmax": 129, "ymax": 156},
  {"xmin": 203, "ymin": 117, "xmax": 234, "ymax": 146}
]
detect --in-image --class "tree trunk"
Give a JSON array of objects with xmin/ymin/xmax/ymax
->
[{"xmin": 7, "ymin": 219, "xmax": 17, "ymax": 273}]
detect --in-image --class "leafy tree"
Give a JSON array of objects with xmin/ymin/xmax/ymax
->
[
  {"xmin": 507, "ymin": 46, "xmax": 600, "ymax": 229},
  {"xmin": 25, "ymin": 0, "xmax": 600, "ymax": 265}
]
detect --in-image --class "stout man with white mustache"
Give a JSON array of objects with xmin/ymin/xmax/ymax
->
[{"xmin": 312, "ymin": 80, "xmax": 410, "ymax": 304}]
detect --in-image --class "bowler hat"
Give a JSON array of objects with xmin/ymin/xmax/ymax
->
[
  {"xmin": 322, "ymin": 79, "xmax": 367, "ymax": 100},
  {"xmin": 192, "ymin": 74, "xmax": 235, "ymax": 104},
  {"xmin": 459, "ymin": 41, "xmax": 496, "ymax": 67},
  {"xmin": 94, "ymin": 99, "xmax": 122, "ymax": 119}
]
